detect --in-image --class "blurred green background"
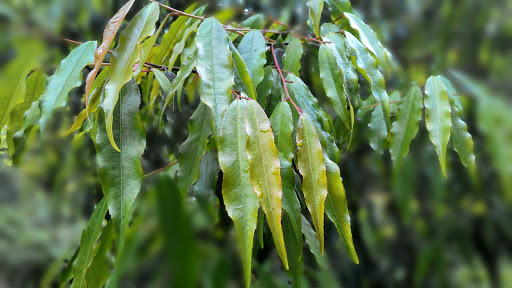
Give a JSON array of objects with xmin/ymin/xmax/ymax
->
[{"xmin": 1, "ymin": 0, "xmax": 512, "ymax": 287}]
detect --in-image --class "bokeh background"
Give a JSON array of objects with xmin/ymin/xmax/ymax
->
[{"xmin": 1, "ymin": 0, "xmax": 512, "ymax": 287}]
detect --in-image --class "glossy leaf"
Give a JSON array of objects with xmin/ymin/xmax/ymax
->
[
  {"xmin": 196, "ymin": 17, "xmax": 234, "ymax": 140},
  {"xmin": 282, "ymin": 37, "xmax": 303, "ymax": 76},
  {"xmin": 167, "ymin": 8, "xmax": 205, "ymax": 68},
  {"xmin": 238, "ymin": 30, "xmax": 267, "ymax": 90},
  {"xmin": 193, "ymin": 149, "xmax": 220, "ymax": 220},
  {"xmin": 345, "ymin": 12, "xmax": 390, "ymax": 66},
  {"xmin": 70, "ymin": 198, "xmax": 108, "ymax": 288},
  {"xmin": 308, "ymin": 0, "xmax": 324, "ymax": 36},
  {"xmin": 245, "ymin": 100, "xmax": 289, "ymax": 269},
  {"xmin": 301, "ymin": 215, "xmax": 326, "ymax": 268},
  {"xmin": 390, "ymin": 86, "xmax": 423, "ymax": 163},
  {"xmin": 134, "ymin": 14, "xmax": 169, "ymax": 76},
  {"xmin": 103, "ymin": 2, "xmax": 158, "ymax": 151},
  {"xmin": 177, "ymin": 103, "xmax": 213, "ymax": 195},
  {"xmin": 450, "ymin": 104, "xmax": 476, "ymax": 175},
  {"xmin": 95, "ymin": 79, "xmax": 146, "ymax": 240},
  {"xmin": 85, "ymin": 0, "xmax": 134, "ymax": 110},
  {"xmin": 368, "ymin": 105, "xmax": 387, "ymax": 154},
  {"xmin": 218, "ymin": 99, "xmax": 259, "ymax": 287},
  {"xmin": 7, "ymin": 71, "xmax": 45, "ymax": 156},
  {"xmin": 85, "ymin": 221, "xmax": 115, "ymax": 288},
  {"xmin": 325, "ymin": 0, "xmax": 353, "ymax": 20},
  {"xmin": 256, "ymin": 66, "xmax": 273, "ymax": 107},
  {"xmin": 270, "ymin": 102, "xmax": 302, "ymax": 259},
  {"xmin": 324, "ymin": 158, "xmax": 358, "ymax": 263},
  {"xmin": 345, "ymin": 32, "xmax": 390, "ymax": 133},
  {"xmin": 230, "ymin": 41, "xmax": 257, "ymax": 99},
  {"xmin": 39, "ymin": 41, "xmax": 96, "ymax": 132},
  {"xmin": 296, "ymin": 114, "xmax": 328, "ymax": 254},
  {"xmin": 318, "ymin": 44, "xmax": 351, "ymax": 130},
  {"xmin": 424, "ymin": 76, "xmax": 452, "ymax": 176}
]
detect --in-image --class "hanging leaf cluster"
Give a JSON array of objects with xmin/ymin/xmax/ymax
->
[{"xmin": 0, "ymin": 0, "xmax": 477, "ymax": 287}]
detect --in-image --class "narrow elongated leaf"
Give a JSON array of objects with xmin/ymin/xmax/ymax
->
[
  {"xmin": 177, "ymin": 103, "xmax": 213, "ymax": 194},
  {"xmin": 282, "ymin": 38, "xmax": 303, "ymax": 76},
  {"xmin": 256, "ymin": 66, "xmax": 273, "ymax": 107},
  {"xmin": 301, "ymin": 215, "xmax": 327, "ymax": 268},
  {"xmin": 345, "ymin": 32, "xmax": 390, "ymax": 133},
  {"xmin": 270, "ymin": 102, "xmax": 302, "ymax": 260},
  {"xmin": 95, "ymin": 79, "xmax": 146, "ymax": 240},
  {"xmin": 283, "ymin": 212, "xmax": 305, "ymax": 287},
  {"xmin": 318, "ymin": 44, "xmax": 350, "ymax": 130},
  {"xmin": 85, "ymin": 0, "xmax": 134, "ymax": 110},
  {"xmin": 368, "ymin": 106, "xmax": 387, "ymax": 154},
  {"xmin": 308, "ymin": 0, "xmax": 325, "ymax": 36},
  {"xmin": 70, "ymin": 198, "xmax": 108, "ymax": 288},
  {"xmin": 134, "ymin": 14, "xmax": 169, "ymax": 76},
  {"xmin": 245, "ymin": 100, "xmax": 289, "ymax": 269},
  {"xmin": 325, "ymin": 0, "xmax": 353, "ymax": 20},
  {"xmin": 218, "ymin": 99, "xmax": 259, "ymax": 287},
  {"xmin": 323, "ymin": 32, "xmax": 360, "ymax": 109},
  {"xmin": 450, "ymin": 104, "xmax": 476, "ymax": 175},
  {"xmin": 238, "ymin": 30, "xmax": 267, "ymax": 90},
  {"xmin": 424, "ymin": 76, "xmax": 452, "ymax": 176},
  {"xmin": 390, "ymin": 86, "xmax": 423, "ymax": 163},
  {"xmin": 167, "ymin": 8, "xmax": 204, "ymax": 68},
  {"xmin": 324, "ymin": 158, "xmax": 358, "ymax": 263},
  {"xmin": 39, "ymin": 41, "xmax": 96, "ymax": 132},
  {"xmin": 103, "ymin": 2, "xmax": 158, "ymax": 151},
  {"xmin": 296, "ymin": 115, "xmax": 328, "ymax": 254},
  {"xmin": 84, "ymin": 221, "xmax": 115, "ymax": 288},
  {"xmin": 196, "ymin": 17, "xmax": 234, "ymax": 140},
  {"xmin": 7, "ymin": 71, "xmax": 45, "ymax": 156},
  {"xmin": 230, "ymin": 41, "xmax": 257, "ymax": 99},
  {"xmin": 345, "ymin": 12, "xmax": 390, "ymax": 66},
  {"xmin": 193, "ymin": 149, "xmax": 220, "ymax": 220}
]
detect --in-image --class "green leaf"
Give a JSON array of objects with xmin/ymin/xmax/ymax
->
[
  {"xmin": 7, "ymin": 71, "xmax": 46, "ymax": 156},
  {"xmin": 39, "ymin": 41, "xmax": 96, "ymax": 132},
  {"xmin": 134, "ymin": 13, "xmax": 170, "ymax": 76},
  {"xmin": 245, "ymin": 100, "xmax": 289, "ymax": 269},
  {"xmin": 193, "ymin": 149, "xmax": 220, "ymax": 220},
  {"xmin": 308, "ymin": 0, "xmax": 325, "ymax": 36},
  {"xmin": 324, "ymin": 158, "xmax": 358, "ymax": 263},
  {"xmin": 95, "ymin": 78, "xmax": 146, "ymax": 240},
  {"xmin": 318, "ymin": 44, "xmax": 351, "ymax": 130},
  {"xmin": 345, "ymin": 12, "xmax": 390, "ymax": 66},
  {"xmin": 238, "ymin": 30, "xmax": 267, "ymax": 90},
  {"xmin": 70, "ymin": 197, "xmax": 108, "ymax": 288},
  {"xmin": 85, "ymin": 221, "xmax": 115, "ymax": 288},
  {"xmin": 345, "ymin": 32, "xmax": 390, "ymax": 134},
  {"xmin": 301, "ymin": 215, "xmax": 327, "ymax": 268},
  {"xmin": 424, "ymin": 76, "xmax": 452, "ymax": 176},
  {"xmin": 323, "ymin": 32, "xmax": 360, "ymax": 110},
  {"xmin": 283, "ymin": 212, "xmax": 305, "ymax": 287},
  {"xmin": 283, "ymin": 37, "xmax": 303, "ymax": 76},
  {"xmin": 450, "ymin": 104, "xmax": 476, "ymax": 175},
  {"xmin": 230, "ymin": 41, "xmax": 257, "ymax": 99},
  {"xmin": 296, "ymin": 114, "xmax": 328, "ymax": 254},
  {"xmin": 390, "ymin": 86, "xmax": 423, "ymax": 163},
  {"xmin": 367, "ymin": 105, "xmax": 387, "ymax": 154},
  {"xmin": 270, "ymin": 102, "xmax": 303, "ymax": 260},
  {"xmin": 218, "ymin": 99, "xmax": 259, "ymax": 287},
  {"xmin": 103, "ymin": 2, "xmax": 158, "ymax": 151},
  {"xmin": 240, "ymin": 14, "xmax": 265, "ymax": 29},
  {"xmin": 166, "ymin": 7, "xmax": 205, "ymax": 68},
  {"xmin": 256, "ymin": 66, "xmax": 273, "ymax": 107},
  {"xmin": 325, "ymin": 0, "xmax": 353, "ymax": 20},
  {"xmin": 177, "ymin": 103, "xmax": 213, "ymax": 195},
  {"xmin": 196, "ymin": 17, "xmax": 234, "ymax": 141}
]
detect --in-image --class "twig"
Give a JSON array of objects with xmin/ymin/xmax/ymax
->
[
  {"xmin": 360, "ymin": 99, "xmax": 403, "ymax": 110},
  {"xmin": 270, "ymin": 45, "xmax": 302, "ymax": 114},
  {"xmin": 143, "ymin": 160, "xmax": 179, "ymax": 178}
]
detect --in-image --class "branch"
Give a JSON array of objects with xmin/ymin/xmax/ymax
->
[
  {"xmin": 270, "ymin": 45, "xmax": 302, "ymax": 114},
  {"xmin": 143, "ymin": 160, "xmax": 179, "ymax": 178}
]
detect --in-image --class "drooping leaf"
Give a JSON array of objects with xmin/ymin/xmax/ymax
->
[
  {"xmin": 151, "ymin": 68, "xmax": 172, "ymax": 97},
  {"xmin": 308, "ymin": 0, "xmax": 325, "ymax": 36},
  {"xmin": 166, "ymin": 7, "xmax": 205, "ymax": 68},
  {"xmin": 95, "ymin": 79, "xmax": 146, "ymax": 240},
  {"xmin": 39, "ymin": 41, "xmax": 96, "ymax": 132},
  {"xmin": 301, "ymin": 215, "xmax": 327, "ymax": 268},
  {"xmin": 318, "ymin": 44, "xmax": 350, "ymax": 130},
  {"xmin": 66, "ymin": 67, "xmax": 110, "ymax": 135},
  {"xmin": 7, "ymin": 71, "xmax": 46, "ymax": 156},
  {"xmin": 85, "ymin": 0, "xmax": 134, "ymax": 111},
  {"xmin": 133, "ymin": 13, "xmax": 170, "ymax": 76},
  {"xmin": 450, "ymin": 103, "xmax": 476, "ymax": 175},
  {"xmin": 193, "ymin": 149, "xmax": 220, "ymax": 220},
  {"xmin": 325, "ymin": 0, "xmax": 353, "ymax": 20},
  {"xmin": 324, "ymin": 158, "xmax": 358, "ymax": 263},
  {"xmin": 196, "ymin": 17, "xmax": 234, "ymax": 141},
  {"xmin": 345, "ymin": 12, "xmax": 390, "ymax": 66},
  {"xmin": 230, "ymin": 41, "xmax": 257, "ymax": 100},
  {"xmin": 282, "ymin": 37, "xmax": 303, "ymax": 76},
  {"xmin": 283, "ymin": 212, "xmax": 305, "ymax": 288},
  {"xmin": 296, "ymin": 114, "xmax": 328, "ymax": 254},
  {"xmin": 389, "ymin": 90, "xmax": 401, "ymax": 115},
  {"xmin": 218, "ymin": 99, "xmax": 259, "ymax": 287},
  {"xmin": 70, "ymin": 197, "xmax": 108, "ymax": 288},
  {"xmin": 238, "ymin": 30, "xmax": 267, "ymax": 90},
  {"xmin": 424, "ymin": 76, "xmax": 452, "ymax": 176},
  {"xmin": 390, "ymin": 86, "xmax": 423, "ymax": 163},
  {"xmin": 245, "ymin": 100, "xmax": 289, "ymax": 269},
  {"xmin": 345, "ymin": 32, "xmax": 390, "ymax": 134},
  {"xmin": 84, "ymin": 221, "xmax": 115, "ymax": 288},
  {"xmin": 103, "ymin": 2, "xmax": 158, "ymax": 151},
  {"xmin": 177, "ymin": 103, "xmax": 213, "ymax": 195},
  {"xmin": 367, "ymin": 105, "xmax": 387, "ymax": 154},
  {"xmin": 270, "ymin": 102, "xmax": 302, "ymax": 260},
  {"xmin": 256, "ymin": 66, "xmax": 273, "ymax": 107}
]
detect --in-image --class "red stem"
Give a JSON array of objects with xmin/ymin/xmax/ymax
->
[{"xmin": 270, "ymin": 45, "xmax": 302, "ymax": 114}]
